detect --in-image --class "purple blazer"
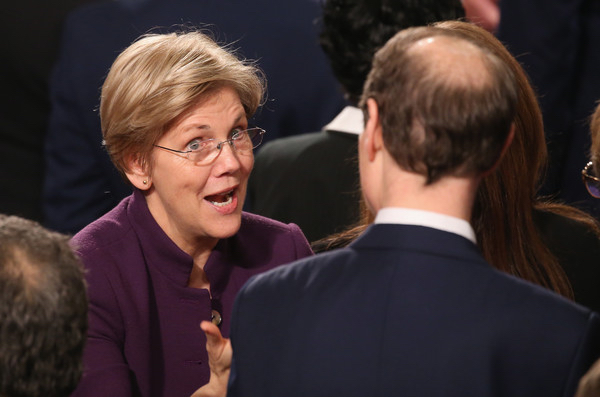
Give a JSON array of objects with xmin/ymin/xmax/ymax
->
[{"xmin": 70, "ymin": 189, "xmax": 313, "ymax": 397}]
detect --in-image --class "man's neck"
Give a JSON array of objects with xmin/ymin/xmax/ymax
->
[{"xmin": 378, "ymin": 166, "xmax": 479, "ymax": 223}]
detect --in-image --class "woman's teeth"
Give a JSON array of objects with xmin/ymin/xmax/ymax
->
[{"xmin": 209, "ymin": 192, "xmax": 233, "ymax": 207}]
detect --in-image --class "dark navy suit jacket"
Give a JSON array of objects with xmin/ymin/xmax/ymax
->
[
  {"xmin": 228, "ymin": 224, "xmax": 600, "ymax": 397},
  {"xmin": 44, "ymin": 0, "xmax": 345, "ymax": 234}
]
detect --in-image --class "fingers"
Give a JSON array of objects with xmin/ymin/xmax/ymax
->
[
  {"xmin": 200, "ymin": 321, "xmax": 232, "ymax": 372},
  {"xmin": 200, "ymin": 320, "xmax": 230, "ymax": 360},
  {"xmin": 576, "ymin": 358, "xmax": 600, "ymax": 397},
  {"xmin": 200, "ymin": 320, "xmax": 223, "ymax": 348},
  {"xmin": 191, "ymin": 321, "xmax": 231, "ymax": 397}
]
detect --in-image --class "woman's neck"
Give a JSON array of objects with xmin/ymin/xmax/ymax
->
[{"xmin": 187, "ymin": 249, "xmax": 213, "ymax": 289}]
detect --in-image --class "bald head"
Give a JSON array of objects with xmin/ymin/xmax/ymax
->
[
  {"xmin": 0, "ymin": 215, "xmax": 87, "ymax": 397},
  {"xmin": 409, "ymin": 35, "xmax": 493, "ymax": 87},
  {"xmin": 361, "ymin": 26, "xmax": 518, "ymax": 183}
]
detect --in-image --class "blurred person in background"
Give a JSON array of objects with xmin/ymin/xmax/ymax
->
[
  {"xmin": 461, "ymin": 0, "xmax": 500, "ymax": 32},
  {"xmin": 497, "ymin": 0, "xmax": 600, "ymax": 218},
  {"xmin": 575, "ymin": 100, "xmax": 600, "ymax": 397},
  {"xmin": 0, "ymin": 0, "xmax": 96, "ymax": 222},
  {"xmin": 0, "ymin": 214, "xmax": 87, "ymax": 397}
]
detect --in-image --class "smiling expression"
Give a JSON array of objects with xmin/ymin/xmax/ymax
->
[{"xmin": 140, "ymin": 86, "xmax": 253, "ymax": 255}]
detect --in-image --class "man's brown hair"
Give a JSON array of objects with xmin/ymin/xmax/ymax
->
[{"xmin": 360, "ymin": 26, "xmax": 518, "ymax": 184}]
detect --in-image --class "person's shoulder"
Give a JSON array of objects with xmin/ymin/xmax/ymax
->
[
  {"xmin": 534, "ymin": 207, "xmax": 600, "ymax": 242},
  {"xmin": 533, "ymin": 206, "xmax": 600, "ymax": 268},
  {"xmin": 70, "ymin": 196, "xmax": 134, "ymax": 254},
  {"xmin": 256, "ymin": 131, "xmax": 326, "ymax": 158},
  {"xmin": 240, "ymin": 211, "xmax": 309, "ymax": 242},
  {"xmin": 493, "ymin": 272, "xmax": 600, "ymax": 366},
  {"xmin": 228, "ymin": 213, "xmax": 312, "ymax": 271},
  {"xmin": 241, "ymin": 247, "xmax": 351, "ymax": 295},
  {"xmin": 486, "ymin": 264, "xmax": 596, "ymax": 326},
  {"xmin": 239, "ymin": 212, "xmax": 310, "ymax": 251},
  {"xmin": 253, "ymin": 131, "xmax": 356, "ymax": 177},
  {"xmin": 240, "ymin": 212, "xmax": 302, "ymax": 234}
]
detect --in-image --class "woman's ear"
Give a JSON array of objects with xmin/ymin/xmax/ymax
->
[{"xmin": 124, "ymin": 154, "xmax": 152, "ymax": 190}]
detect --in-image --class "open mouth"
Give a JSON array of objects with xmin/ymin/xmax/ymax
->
[{"xmin": 205, "ymin": 190, "xmax": 234, "ymax": 207}]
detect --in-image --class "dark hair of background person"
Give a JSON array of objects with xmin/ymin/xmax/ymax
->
[
  {"xmin": 0, "ymin": 215, "xmax": 88, "ymax": 397},
  {"xmin": 314, "ymin": 20, "xmax": 600, "ymax": 305},
  {"xmin": 318, "ymin": 0, "xmax": 465, "ymax": 105}
]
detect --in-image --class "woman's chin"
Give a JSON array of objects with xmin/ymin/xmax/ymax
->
[{"xmin": 208, "ymin": 215, "xmax": 243, "ymax": 240}]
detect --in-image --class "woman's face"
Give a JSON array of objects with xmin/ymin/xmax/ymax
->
[{"xmin": 143, "ymin": 86, "xmax": 253, "ymax": 253}]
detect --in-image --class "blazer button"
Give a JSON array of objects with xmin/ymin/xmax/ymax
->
[{"xmin": 211, "ymin": 309, "xmax": 222, "ymax": 326}]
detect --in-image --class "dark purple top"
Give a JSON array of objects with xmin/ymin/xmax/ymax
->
[{"xmin": 70, "ymin": 189, "xmax": 313, "ymax": 397}]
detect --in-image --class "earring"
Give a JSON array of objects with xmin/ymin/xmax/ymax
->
[{"xmin": 143, "ymin": 180, "xmax": 148, "ymax": 185}]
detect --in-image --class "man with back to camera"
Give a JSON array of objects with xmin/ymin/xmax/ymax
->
[
  {"xmin": 0, "ymin": 215, "xmax": 88, "ymax": 397},
  {"xmin": 246, "ymin": 0, "xmax": 465, "ymax": 244},
  {"xmin": 225, "ymin": 26, "xmax": 600, "ymax": 396}
]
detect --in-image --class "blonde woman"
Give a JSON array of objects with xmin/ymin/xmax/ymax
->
[{"xmin": 70, "ymin": 31, "xmax": 312, "ymax": 396}]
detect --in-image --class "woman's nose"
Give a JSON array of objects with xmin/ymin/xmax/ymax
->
[{"xmin": 213, "ymin": 141, "xmax": 242, "ymax": 174}]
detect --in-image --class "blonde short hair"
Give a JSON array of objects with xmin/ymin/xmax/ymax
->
[{"xmin": 100, "ymin": 31, "xmax": 265, "ymax": 176}]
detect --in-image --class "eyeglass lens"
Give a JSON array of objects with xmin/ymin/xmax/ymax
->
[
  {"xmin": 585, "ymin": 177, "xmax": 600, "ymax": 198},
  {"xmin": 583, "ymin": 162, "xmax": 600, "ymax": 198},
  {"xmin": 192, "ymin": 128, "xmax": 263, "ymax": 164}
]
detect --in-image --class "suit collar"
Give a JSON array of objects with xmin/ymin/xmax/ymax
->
[
  {"xmin": 351, "ymin": 223, "xmax": 487, "ymax": 268},
  {"xmin": 323, "ymin": 106, "xmax": 363, "ymax": 135},
  {"xmin": 375, "ymin": 207, "xmax": 476, "ymax": 244}
]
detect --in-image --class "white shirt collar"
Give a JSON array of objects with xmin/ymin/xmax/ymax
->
[
  {"xmin": 323, "ymin": 106, "xmax": 364, "ymax": 135},
  {"xmin": 374, "ymin": 207, "xmax": 476, "ymax": 244}
]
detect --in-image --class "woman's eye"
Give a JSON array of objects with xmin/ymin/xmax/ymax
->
[
  {"xmin": 231, "ymin": 128, "xmax": 245, "ymax": 139},
  {"xmin": 187, "ymin": 139, "xmax": 205, "ymax": 151}
]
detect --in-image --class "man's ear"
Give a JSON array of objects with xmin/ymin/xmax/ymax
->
[
  {"xmin": 483, "ymin": 123, "xmax": 515, "ymax": 177},
  {"xmin": 124, "ymin": 154, "xmax": 152, "ymax": 190},
  {"xmin": 362, "ymin": 98, "xmax": 384, "ymax": 162}
]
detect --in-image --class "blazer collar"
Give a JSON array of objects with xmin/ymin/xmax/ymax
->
[
  {"xmin": 127, "ymin": 189, "xmax": 236, "ymax": 294},
  {"xmin": 351, "ymin": 223, "xmax": 487, "ymax": 268},
  {"xmin": 375, "ymin": 207, "xmax": 476, "ymax": 244},
  {"xmin": 323, "ymin": 106, "xmax": 363, "ymax": 135}
]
